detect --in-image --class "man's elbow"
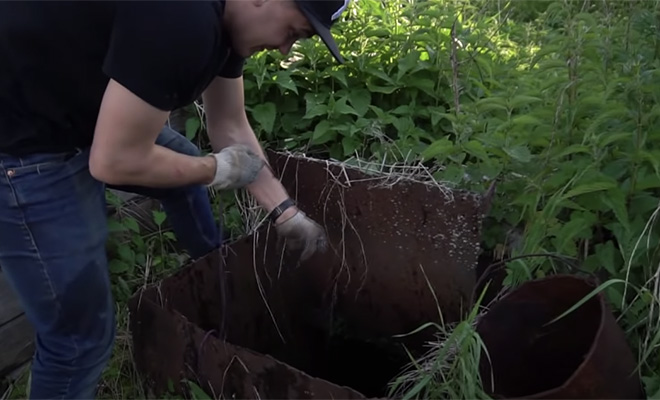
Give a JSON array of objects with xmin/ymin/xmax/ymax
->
[{"xmin": 89, "ymin": 148, "xmax": 136, "ymax": 185}]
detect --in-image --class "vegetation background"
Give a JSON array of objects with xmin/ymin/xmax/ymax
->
[{"xmin": 4, "ymin": 0, "xmax": 660, "ymax": 399}]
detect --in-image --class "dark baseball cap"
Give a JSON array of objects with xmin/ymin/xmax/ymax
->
[{"xmin": 294, "ymin": 0, "xmax": 350, "ymax": 63}]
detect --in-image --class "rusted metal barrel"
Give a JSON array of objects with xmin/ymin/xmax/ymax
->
[{"xmin": 475, "ymin": 274, "xmax": 645, "ymax": 399}]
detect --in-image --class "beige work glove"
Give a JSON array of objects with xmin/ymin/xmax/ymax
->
[
  {"xmin": 207, "ymin": 144, "xmax": 265, "ymax": 190},
  {"xmin": 275, "ymin": 210, "xmax": 328, "ymax": 261}
]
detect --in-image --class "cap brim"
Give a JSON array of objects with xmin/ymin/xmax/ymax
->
[{"xmin": 299, "ymin": 8, "xmax": 344, "ymax": 64}]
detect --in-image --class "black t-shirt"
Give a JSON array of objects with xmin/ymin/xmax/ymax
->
[{"xmin": 0, "ymin": 0, "xmax": 245, "ymax": 156}]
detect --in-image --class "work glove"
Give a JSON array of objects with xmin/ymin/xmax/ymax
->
[
  {"xmin": 207, "ymin": 144, "xmax": 265, "ymax": 190},
  {"xmin": 275, "ymin": 210, "xmax": 328, "ymax": 261}
]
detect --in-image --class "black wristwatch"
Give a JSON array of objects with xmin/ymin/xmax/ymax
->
[{"xmin": 269, "ymin": 198, "xmax": 296, "ymax": 223}]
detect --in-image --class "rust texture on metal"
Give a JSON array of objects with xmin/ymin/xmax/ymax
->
[
  {"xmin": 128, "ymin": 150, "xmax": 486, "ymax": 398},
  {"xmin": 267, "ymin": 150, "xmax": 484, "ymax": 337},
  {"xmin": 129, "ymin": 260, "xmax": 366, "ymax": 399},
  {"xmin": 475, "ymin": 274, "xmax": 645, "ymax": 399}
]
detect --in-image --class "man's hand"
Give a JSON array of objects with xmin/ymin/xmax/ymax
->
[
  {"xmin": 208, "ymin": 144, "xmax": 265, "ymax": 189},
  {"xmin": 275, "ymin": 210, "xmax": 328, "ymax": 261}
]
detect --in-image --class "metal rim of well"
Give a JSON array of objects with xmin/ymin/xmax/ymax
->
[{"xmin": 474, "ymin": 270, "xmax": 614, "ymax": 399}]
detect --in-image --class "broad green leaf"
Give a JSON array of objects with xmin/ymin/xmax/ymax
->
[
  {"xmin": 463, "ymin": 140, "xmax": 490, "ymax": 162},
  {"xmin": 503, "ymin": 145, "xmax": 533, "ymax": 163},
  {"xmin": 595, "ymin": 241, "xmax": 619, "ymax": 275},
  {"xmin": 109, "ymin": 259, "xmax": 130, "ymax": 274},
  {"xmin": 311, "ymin": 120, "xmax": 335, "ymax": 144},
  {"xmin": 431, "ymin": 111, "xmax": 457, "ymax": 126},
  {"xmin": 366, "ymin": 80, "xmax": 399, "ymax": 94},
  {"xmin": 185, "ymin": 117, "xmax": 200, "ymax": 140},
  {"xmin": 272, "ymin": 71, "xmax": 298, "ymax": 94},
  {"xmin": 328, "ymin": 69, "xmax": 348, "ymax": 88},
  {"xmin": 554, "ymin": 216, "xmax": 592, "ymax": 255},
  {"xmin": 107, "ymin": 219, "xmax": 128, "ymax": 233},
  {"xmin": 123, "ymin": 217, "xmax": 140, "ymax": 234},
  {"xmin": 333, "ymin": 96, "xmax": 359, "ymax": 116},
  {"xmin": 391, "ymin": 105, "xmax": 411, "ymax": 115},
  {"xmin": 554, "ymin": 144, "xmax": 591, "ymax": 159},
  {"xmin": 342, "ymin": 136, "xmax": 360, "ymax": 156},
  {"xmin": 251, "ymin": 102, "xmax": 277, "ymax": 134},
  {"xmin": 477, "ymin": 102, "xmax": 508, "ymax": 113},
  {"xmin": 421, "ymin": 138, "xmax": 454, "ymax": 161},
  {"xmin": 152, "ymin": 210, "xmax": 167, "ymax": 227},
  {"xmin": 510, "ymin": 95, "xmax": 543, "ymax": 109},
  {"xmin": 348, "ymin": 89, "xmax": 371, "ymax": 117},
  {"xmin": 365, "ymin": 28, "xmax": 389, "ymax": 37},
  {"xmin": 397, "ymin": 51, "xmax": 419, "ymax": 80},
  {"xmin": 601, "ymin": 188, "xmax": 630, "ymax": 232},
  {"xmin": 405, "ymin": 76, "xmax": 436, "ymax": 97},
  {"xmin": 511, "ymin": 114, "xmax": 543, "ymax": 127},
  {"xmin": 118, "ymin": 245, "xmax": 134, "ymax": 264},
  {"xmin": 560, "ymin": 181, "xmax": 618, "ymax": 201}
]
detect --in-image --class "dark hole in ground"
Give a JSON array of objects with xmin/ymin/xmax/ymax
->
[
  {"xmin": 295, "ymin": 319, "xmax": 412, "ymax": 398},
  {"xmin": 196, "ymin": 295, "xmax": 412, "ymax": 398}
]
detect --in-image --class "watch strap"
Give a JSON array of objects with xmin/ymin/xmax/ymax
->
[{"xmin": 269, "ymin": 198, "xmax": 296, "ymax": 223}]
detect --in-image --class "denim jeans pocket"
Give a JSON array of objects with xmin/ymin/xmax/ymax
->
[{"xmin": 2, "ymin": 150, "xmax": 83, "ymax": 178}]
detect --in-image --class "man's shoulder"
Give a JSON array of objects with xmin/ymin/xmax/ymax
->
[{"xmin": 104, "ymin": 0, "xmax": 235, "ymax": 110}]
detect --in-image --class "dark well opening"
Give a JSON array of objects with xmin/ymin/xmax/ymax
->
[
  {"xmin": 476, "ymin": 275, "xmax": 602, "ymax": 398},
  {"xmin": 131, "ymin": 151, "xmax": 483, "ymax": 398},
  {"xmin": 157, "ymin": 235, "xmax": 419, "ymax": 398}
]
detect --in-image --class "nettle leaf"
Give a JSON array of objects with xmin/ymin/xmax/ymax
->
[
  {"xmin": 348, "ymin": 89, "xmax": 371, "ymax": 117},
  {"xmin": 597, "ymin": 132, "xmax": 632, "ymax": 147},
  {"xmin": 430, "ymin": 111, "xmax": 457, "ymax": 127},
  {"xmin": 463, "ymin": 139, "xmax": 490, "ymax": 162},
  {"xmin": 601, "ymin": 188, "xmax": 630, "ymax": 232},
  {"xmin": 503, "ymin": 145, "xmax": 533, "ymax": 163},
  {"xmin": 437, "ymin": 164, "xmax": 465, "ymax": 185},
  {"xmin": 393, "ymin": 117, "xmax": 414, "ymax": 137},
  {"xmin": 595, "ymin": 240, "xmax": 620, "ymax": 275},
  {"xmin": 107, "ymin": 219, "xmax": 128, "ymax": 233},
  {"xmin": 328, "ymin": 69, "xmax": 348, "ymax": 88},
  {"xmin": 397, "ymin": 51, "xmax": 420, "ymax": 80},
  {"xmin": 509, "ymin": 95, "xmax": 544, "ymax": 110},
  {"xmin": 404, "ymin": 75, "xmax": 436, "ymax": 98},
  {"xmin": 333, "ymin": 96, "xmax": 359, "ymax": 116},
  {"xmin": 511, "ymin": 114, "xmax": 544, "ymax": 128},
  {"xmin": 553, "ymin": 144, "xmax": 592, "ymax": 159},
  {"xmin": 342, "ymin": 136, "xmax": 361, "ymax": 156},
  {"xmin": 251, "ymin": 102, "xmax": 277, "ymax": 134},
  {"xmin": 553, "ymin": 215, "xmax": 593, "ymax": 255},
  {"xmin": 638, "ymin": 150, "xmax": 660, "ymax": 176},
  {"xmin": 391, "ymin": 105, "xmax": 411, "ymax": 115},
  {"xmin": 366, "ymin": 79, "xmax": 399, "ymax": 94},
  {"xmin": 636, "ymin": 172, "xmax": 660, "ymax": 190},
  {"xmin": 560, "ymin": 181, "xmax": 618, "ymax": 202},
  {"xmin": 421, "ymin": 137, "xmax": 454, "ymax": 161},
  {"xmin": 109, "ymin": 259, "xmax": 130, "ymax": 274},
  {"xmin": 118, "ymin": 245, "xmax": 135, "ymax": 264},
  {"xmin": 152, "ymin": 210, "xmax": 167, "ymax": 227},
  {"xmin": 272, "ymin": 71, "xmax": 298, "ymax": 94},
  {"xmin": 311, "ymin": 120, "xmax": 335, "ymax": 145},
  {"xmin": 185, "ymin": 117, "xmax": 200, "ymax": 140},
  {"xmin": 123, "ymin": 217, "xmax": 140, "ymax": 234},
  {"xmin": 304, "ymin": 94, "xmax": 329, "ymax": 119}
]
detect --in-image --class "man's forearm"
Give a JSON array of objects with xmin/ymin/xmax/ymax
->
[
  {"xmin": 207, "ymin": 124, "xmax": 294, "ymax": 217},
  {"xmin": 90, "ymin": 143, "xmax": 216, "ymax": 188}
]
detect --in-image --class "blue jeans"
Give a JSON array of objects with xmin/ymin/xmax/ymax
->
[{"xmin": 0, "ymin": 126, "xmax": 221, "ymax": 399}]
